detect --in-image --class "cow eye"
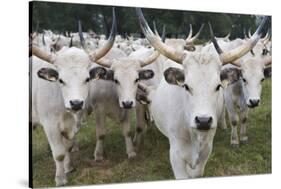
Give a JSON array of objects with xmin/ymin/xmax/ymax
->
[
  {"xmin": 135, "ymin": 78, "xmax": 140, "ymax": 83},
  {"xmin": 215, "ymin": 84, "xmax": 222, "ymax": 91},
  {"xmin": 114, "ymin": 79, "xmax": 119, "ymax": 84},
  {"xmin": 242, "ymin": 78, "xmax": 247, "ymax": 83},
  {"xmin": 261, "ymin": 78, "xmax": 265, "ymax": 82},
  {"xmin": 85, "ymin": 77, "xmax": 90, "ymax": 83},
  {"xmin": 183, "ymin": 84, "xmax": 190, "ymax": 91},
  {"xmin": 59, "ymin": 79, "xmax": 65, "ymax": 85}
]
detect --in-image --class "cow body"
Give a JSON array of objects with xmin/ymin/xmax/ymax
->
[{"xmin": 147, "ymin": 53, "xmax": 225, "ymax": 178}]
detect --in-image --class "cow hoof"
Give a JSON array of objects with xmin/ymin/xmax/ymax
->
[
  {"xmin": 94, "ymin": 155, "xmax": 104, "ymax": 162},
  {"xmin": 128, "ymin": 151, "xmax": 137, "ymax": 159},
  {"xmin": 230, "ymin": 143, "xmax": 239, "ymax": 148},
  {"xmin": 55, "ymin": 175, "xmax": 67, "ymax": 186}
]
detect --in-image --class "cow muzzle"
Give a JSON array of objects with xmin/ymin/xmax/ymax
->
[
  {"xmin": 248, "ymin": 99, "xmax": 260, "ymax": 108},
  {"xmin": 122, "ymin": 101, "xmax": 134, "ymax": 109},
  {"xmin": 69, "ymin": 100, "xmax": 84, "ymax": 111},
  {"xmin": 195, "ymin": 116, "xmax": 213, "ymax": 131}
]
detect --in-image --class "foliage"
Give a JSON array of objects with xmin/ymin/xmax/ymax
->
[{"xmin": 31, "ymin": 1, "xmax": 271, "ymax": 39}]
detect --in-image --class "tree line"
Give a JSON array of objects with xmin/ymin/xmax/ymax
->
[{"xmin": 31, "ymin": 1, "xmax": 271, "ymax": 40}]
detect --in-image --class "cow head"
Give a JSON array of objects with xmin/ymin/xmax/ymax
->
[
  {"xmin": 91, "ymin": 51, "xmax": 158, "ymax": 109},
  {"xmin": 239, "ymin": 57, "xmax": 271, "ymax": 108},
  {"xmin": 33, "ymin": 8, "xmax": 117, "ymax": 113},
  {"xmin": 164, "ymin": 54, "xmax": 225, "ymax": 131}
]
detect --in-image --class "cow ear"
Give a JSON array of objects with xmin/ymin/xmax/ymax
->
[
  {"xmin": 220, "ymin": 68, "xmax": 241, "ymax": 87},
  {"xmin": 184, "ymin": 45, "xmax": 196, "ymax": 52},
  {"xmin": 37, "ymin": 67, "xmax": 58, "ymax": 82},
  {"xmin": 89, "ymin": 67, "xmax": 114, "ymax": 81},
  {"xmin": 139, "ymin": 69, "xmax": 154, "ymax": 80},
  {"xmin": 264, "ymin": 67, "xmax": 271, "ymax": 78},
  {"xmin": 164, "ymin": 67, "xmax": 185, "ymax": 86}
]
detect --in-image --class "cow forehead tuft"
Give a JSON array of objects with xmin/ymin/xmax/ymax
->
[
  {"xmin": 183, "ymin": 53, "xmax": 220, "ymax": 66},
  {"xmin": 111, "ymin": 59, "xmax": 141, "ymax": 70},
  {"xmin": 55, "ymin": 47, "xmax": 90, "ymax": 68}
]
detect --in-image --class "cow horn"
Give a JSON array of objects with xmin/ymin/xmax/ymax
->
[
  {"xmin": 261, "ymin": 32, "xmax": 270, "ymax": 45},
  {"xmin": 42, "ymin": 33, "xmax": 46, "ymax": 46},
  {"xmin": 153, "ymin": 21, "xmax": 166, "ymax": 42},
  {"xmin": 140, "ymin": 50, "xmax": 160, "ymax": 67},
  {"xmin": 224, "ymin": 31, "xmax": 231, "ymax": 40},
  {"xmin": 209, "ymin": 16, "xmax": 269, "ymax": 66},
  {"xmin": 186, "ymin": 24, "xmax": 193, "ymax": 41},
  {"xmin": 32, "ymin": 45, "xmax": 56, "ymax": 63},
  {"xmin": 90, "ymin": 7, "xmax": 116, "ymax": 62},
  {"xmin": 161, "ymin": 24, "xmax": 166, "ymax": 42},
  {"xmin": 78, "ymin": 20, "xmax": 86, "ymax": 49},
  {"xmin": 153, "ymin": 21, "xmax": 160, "ymax": 37},
  {"xmin": 69, "ymin": 35, "xmax": 73, "ymax": 47},
  {"xmin": 248, "ymin": 29, "xmax": 252, "ymax": 38},
  {"xmin": 186, "ymin": 24, "xmax": 205, "ymax": 44},
  {"xmin": 243, "ymin": 28, "xmax": 249, "ymax": 40},
  {"xmin": 136, "ymin": 8, "xmax": 186, "ymax": 64}
]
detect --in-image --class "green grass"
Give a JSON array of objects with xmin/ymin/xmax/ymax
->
[{"xmin": 32, "ymin": 79, "xmax": 271, "ymax": 187}]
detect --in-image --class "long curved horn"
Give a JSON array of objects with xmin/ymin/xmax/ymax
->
[
  {"xmin": 186, "ymin": 24, "xmax": 193, "ymax": 41},
  {"xmin": 243, "ymin": 28, "xmax": 249, "ymax": 39},
  {"xmin": 140, "ymin": 50, "xmax": 160, "ymax": 67},
  {"xmin": 69, "ymin": 36, "xmax": 73, "ymax": 47},
  {"xmin": 90, "ymin": 7, "xmax": 116, "ymax": 62},
  {"xmin": 153, "ymin": 21, "xmax": 166, "ymax": 42},
  {"xmin": 224, "ymin": 31, "xmax": 231, "ymax": 39},
  {"xmin": 248, "ymin": 29, "xmax": 252, "ymax": 38},
  {"xmin": 42, "ymin": 33, "xmax": 46, "ymax": 46},
  {"xmin": 186, "ymin": 24, "xmax": 205, "ymax": 44},
  {"xmin": 209, "ymin": 16, "xmax": 269, "ymax": 65},
  {"xmin": 260, "ymin": 32, "xmax": 270, "ymax": 44},
  {"xmin": 32, "ymin": 45, "xmax": 55, "ymax": 63},
  {"xmin": 161, "ymin": 25, "xmax": 166, "ymax": 42},
  {"xmin": 153, "ymin": 21, "xmax": 160, "ymax": 37},
  {"xmin": 136, "ymin": 8, "xmax": 185, "ymax": 64},
  {"xmin": 78, "ymin": 20, "xmax": 86, "ymax": 49}
]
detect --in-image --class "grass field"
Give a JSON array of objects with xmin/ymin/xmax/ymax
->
[{"xmin": 32, "ymin": 79, "xmax": 271, "ymax": 187}]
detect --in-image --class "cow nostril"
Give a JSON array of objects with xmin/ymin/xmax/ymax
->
[{"xmin": 207, "ymin": 117, "xmax": 213, "ymax": 124}]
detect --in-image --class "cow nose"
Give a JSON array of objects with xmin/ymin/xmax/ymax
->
[
  {"xmin": 195, "ymin": 116, "xmax": 213, "ymax": 131},
  {"xmin": 249, "ymin": 99, "xmax": 260, "ymax": 108},
  {"xmin": 122, "ymin": 101, "xmax": 133, "ymax": 109},
  {"xmin": 69, "ymin": 100, "xmax": 84, "ymax": 111}
]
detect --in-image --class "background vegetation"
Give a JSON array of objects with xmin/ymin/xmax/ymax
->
[
  {"xmin": 32, "ymin": 79, "xmax": 271, "ymax": 187},
  {"xmin": 31, "ymin": 1, "xmax": 271, "ymax": 39}
]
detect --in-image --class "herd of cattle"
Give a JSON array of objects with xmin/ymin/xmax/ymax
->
[{"xmin": 30, "ymin": 8, "xmax": 272, "ymax": 186}]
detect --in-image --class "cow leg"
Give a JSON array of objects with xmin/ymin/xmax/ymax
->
[
  {"xmin": 94, "ymin": 111, "xmax": 106, "ymax": 162},
  {"xmin": 218, "ymin": 105, "xmax": 227, "ymax": 130},
  {"xmin": 240, "ymin": 106, "xmax": 249, "ymax": 144},
  {"xmin": 225, "ymin": 96, "xmax": 239, "ymax": 147},
  {"xmin": 43, "ymin": 125, "xmax": 68, "ymax": 186},
  {"xmin": 169, "ymin": 146, "xmax": 189, "ymax": 179},
  {"xmin": 133, "ymin": 103, "xmax": 146, "ymax": 150},
  {"xmin": 62, "ymin": 138, "xmax": 74, "ymax": 174},
  {"xmin": 121, "ymin": 111, "xmax": 136, "ymax": 159}
]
